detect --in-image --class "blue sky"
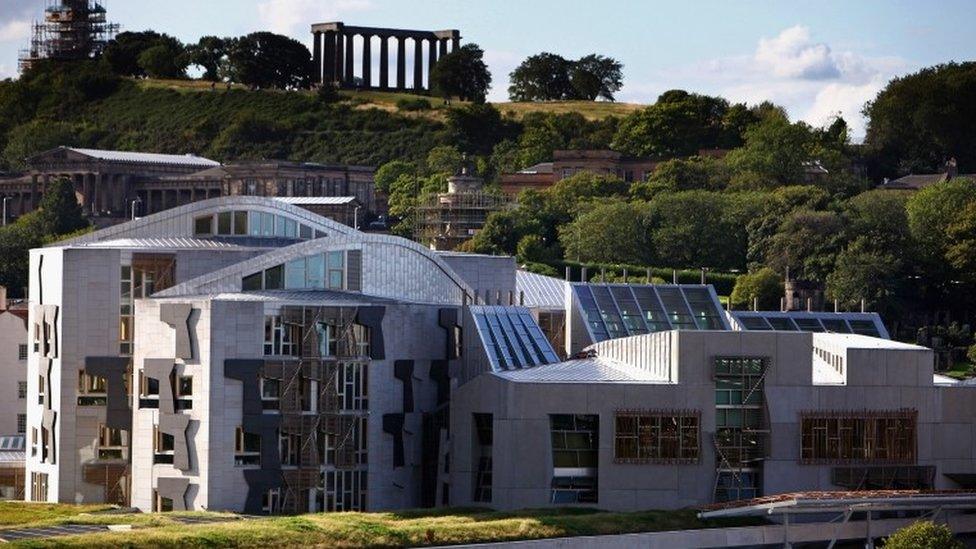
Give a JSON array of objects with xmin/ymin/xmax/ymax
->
[{"xmin": 2, "ymin": 0, "xmax": 975, "ymax": 139}]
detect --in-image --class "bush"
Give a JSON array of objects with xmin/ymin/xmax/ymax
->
[
  {"xmin": 884, "ymin": 521, "xmax": 962, "ymax": 549},
  {"xmin": 730, "ymin": 268, "xmax": 783, "ymax": 310},
  {"xmin": 396, "ymin": 97, "xmax": 432, "ymax": 111}
]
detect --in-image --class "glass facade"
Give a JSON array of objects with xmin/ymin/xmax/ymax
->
[
  {"xmin": 549, "ymin": 414, "xmax": 599, "ymax": 504},
  {"xmin": 732, "ymin": 312, "xmax": 887, "ymax": 338},
  {"xmin": 193, "ymin": 210, "xmax": 325, "ymax": 240}
]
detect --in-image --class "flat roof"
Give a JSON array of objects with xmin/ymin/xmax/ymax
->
[
  {"xmin": 492, "ymin": 357, "xmax": 669, "ymax": 384},
  {"xmin": 699, "ymin": 490, "xmax": 976, "ymax": 518}
]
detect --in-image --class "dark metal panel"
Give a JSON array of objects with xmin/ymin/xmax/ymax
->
[
  {"xmin": 354, "ymin": 306, "xmax": 385, "ymax": 359},
  {"xmin": 156, "ymin": 477, "xmax": 190, "ymax": 511},
  {"xmin": 84, "ymin": 357, "xmax": 132, "ymax": 430},
  {"xmin": 383, "ymin": 413, "xmax": 405, "ymax": 468},
  {"xmin": 394, "ymin": 360, "xmax": 414, "ymax": 413}
]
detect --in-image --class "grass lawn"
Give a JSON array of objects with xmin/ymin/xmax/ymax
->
[
  {"xmin": 0, "ymin": 504, "xmax": 761, "ymax": 548},
  {"xmin": 943, "ymin": 360, "xmax": 975, "ymax": 380},
  {"xmin": 0, "ymin": 502, "xmax": 113, "ymax": 528}
]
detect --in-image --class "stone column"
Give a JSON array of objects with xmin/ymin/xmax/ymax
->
[
  {"xmin": 312, "ymin": 32, "xmax": 322, "ymax": 85},
  {"xmin": 427, "ymin": 38, "xmax": 438, "ymax": 84},
  {"xmin": 439, "ymin": 38, "xmax": 448, "ymax": 57},
  {"xmin": 396, "ymin": 36, "xmax": 406, "ymax": 89},
  {"xmin": 344, "ymin": 34, "xmax": 354, "ymax": 85},
  {"xmin": 323, "ymin": 31, "xmax": 336, "ymax": 83},
  {"xmin": 92, "ymin": 173, "xmax": 101, "ymax": 214},
  {"xmin": 379, "ymin": 36, "xmax": 389, "ymax": 89},
  {"xmin": 30, "ymin": 174, "xmax": 38, "ymax": 210},
  {"xmin": 334, "ymin": 32, "xmax": 344, "ymax": 85},
  {"xmin": 452, "ymin": 36, "xmax": 460, "ymax": 52},
  {"xmin": 361, "ymin": 34, "xmax": 371, "ymax": 88},
  {"xmin": 413, "ymin": 38, "xmax": 423, "ymax": 89}
]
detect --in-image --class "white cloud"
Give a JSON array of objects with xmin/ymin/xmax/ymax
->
[
  {"xmin": 0, "ymin": 19, "xmax": 30, "ymax": 43},
  {"xmin": 755, "ymin": 25, "xmax": 839, "ymax": 80},
  {"xmin": 256, "ymin": 0, "xmax": 373, "ymax": 40},
  {"xmin": 620, "ymin": 26, "xmax": 911, "ymax": 140}
]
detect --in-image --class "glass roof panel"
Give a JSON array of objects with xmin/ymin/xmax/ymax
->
[
  {"xmin": 609, "ymin": 286, "xmax": 649, "ymax": 335},
  {"xmin": 793, "ymin": 318, "xmax": 825, "ymax": 332},
  {"xmin": 765, "ymin": 317, "xmax": 798, "ymax": 331},
  {"xmin": 631, "ymin": 287, "xmax": 672, "ymax": 332},
  {"xmin": 739, "ymin": 316, "xmax": 773, "ymax": 330},
  {"xmin": 821, "ymin": 318, "xmax": 852, "ymax": 333},
  {"xmin": 590, "ymin": 285, "xmax": 628, "ymax": 339},
  {"xmin": 849, "ymin": 319, "xmax": 881, "ymax": 337},
  {"xmin": 656, "ymin": 287, "xmax": 698, "ymax": 329}
]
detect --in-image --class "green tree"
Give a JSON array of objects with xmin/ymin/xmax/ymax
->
[
  {"xmin": 744, "ymin": 186, "xmax": 830, "ymax": 269},
  {"xmin": 429, "ymin": 43, "xmax": 492, "ymax": 103},
  {"xmin": 3, "ymin": 120, "xmax": 85, "ymax": 170},
  {"xmin": 138, "ymin": 40, "xmax": 189, "ymax": 79},
  {"xmin": 725, "ymin": 112, "xmax": 813, "ymax": 188},
  {"xmin": 545, "ymin": 171, "xmax": 630, "ymax": 224},
  {"xmin": 630, "ymin": 155, "xmax": 729, "ymax": 199},
  {"xmin": 864, "ymin": 62, "xmax": 976, "ymax": 178},
  {"xmin": 946, "ymin": 200, "xmax": 976, "ymax": 280},
  {"xmin": 225, "ymin": 32, "xmax": 311, "ymax": 89},
  {"xmin": 765, "ymin": 210, "xmax": 845, "ymax": 282},
  {"xmin": 516, "ymin": 234, "xmax": 557, "ymax": 264},
  {"xmin": 465, "ymin": 209, "xmax": 538, "ymax": 255},
  {"xmin": 906, "ymin": 178, "xmax": 976, "ymax": 264},
  {"xmin": 426, "ymin": 146, "xmax": 463, "ymax": 175},
  {"xmin": 36, "ymin": 177, "xmax": 88, "ymax": 236},
  {"xmin": 387, "ymin": 173, "xmax": 422, "ymax": 237},
  {"xmin": 558, "ymin": 200, "xmax": 654, "ymax": 264},
  {"xmin": 611, "ymin": 91, "xmax": 733, "ymax": 158},
  {"xmin": 508, "ymin": 52, "xmax": 574, "ymax": 101},
  {"xmin": 827, "ymin": 238, "xmax": 904, "ymax": 314},
  {"xmin": 374, "ymin": 160, "xmax": 416, "ymax": 194},
  {"xmin": 883, "ymin": 520, "xmax": 963, "ymax": 549},
  {"xmin": 186, "ymin": 36, "xmax": 228, "ymax": 81},
  {"xmin": 648, "ymin": 190, "xmax": 745, "ymax": 270},
  {"xmin": 103, "ymin": 31, "xmax": 170, "ymax": 77},
  {"xmin": 730, "ymin": 268, "xmax": 783, "ymax": 310},
  {"xmin": 569, "ymin": 54, "xmax": 624, "ymax": 101}
]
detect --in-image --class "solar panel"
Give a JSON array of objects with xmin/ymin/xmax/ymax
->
[
  {"xmin": 571, "ymin": 284, "xmax": 729, "ymax": 343},
  {"xmin": 470, "ymin": 306, "xmax": 561, "ymax": 373}
]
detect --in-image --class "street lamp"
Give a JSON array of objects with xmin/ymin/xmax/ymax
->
[
  {"xmin": 1, "ymin": 196, "xmax": 10, "ymax": 227},
  {"xmin": 130, "ymin": 197, "xmax": 142, "ymax": 221}
]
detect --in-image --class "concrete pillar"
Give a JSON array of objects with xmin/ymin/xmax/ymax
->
[
  {"xmin": 344, "ymin": 33, "xmax": 354, "ymax": 84},
  {"xmin": 323, "ymin": 31, "xmax": 336, "ymax": 83},
  {"xmin": 413, "ymin": 38, "xmax": 423, "ymax": 89},
  {"xmin": 334, "ymin": 32, "xmax": 344, "ymax": 85},
  {"xmin": 396, "ymin": 37, "xmax": 406, "ymax": 89},
  {"xmin": 312, "ymin": 31, "xmax": 322, "ymax": 85},
  {"xmin": 361, "ymin": 34, "xmax": 371, "ymax": 88},
  {"xmin": 427, "ymin": 38, "xmax": 438, "ymax": 85},
  {"xmin": 379, "ymin": 36, "xmax": 389, "ymax": 89}
]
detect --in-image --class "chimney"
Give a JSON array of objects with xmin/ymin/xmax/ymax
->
[{"xmin": 946, "ymin": 157, "xmax": 959, "ymax": 179}]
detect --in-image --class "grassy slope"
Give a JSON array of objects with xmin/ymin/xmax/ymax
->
[{"xmin": 1, "ymin": 504, "xmax": 759, "ymax": 548}]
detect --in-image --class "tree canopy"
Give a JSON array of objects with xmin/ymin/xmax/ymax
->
[
  {"xmin": 429, "ymin": 43, "xmax": 492, "ymax": 103},
  {"xmin": 225, "ymin": 32, "xmax": 312, "ymax": 89},
  {"xmin": 508, "ymin": 52, "xmax": 624, "ymax": 101}
]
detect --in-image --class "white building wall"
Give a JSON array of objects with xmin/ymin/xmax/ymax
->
[{"xmin": 0, "ymin": 311, "xmax": 28, "ymax": 436}]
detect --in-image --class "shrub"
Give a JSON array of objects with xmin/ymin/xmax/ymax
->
[
  {"xmin": 396, "ymin": 97, "xmax": 432, "ymax": 111},
  {"xmin": 884, "ymin": 521, "xmax": 962, "ymax": 549}
]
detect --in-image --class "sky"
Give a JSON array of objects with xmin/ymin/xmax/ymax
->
[{"xmin": 2, "ymin": 0, "xmax": 975, "ymax": 140}]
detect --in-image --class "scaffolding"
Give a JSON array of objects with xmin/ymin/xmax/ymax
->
[
  {"xmin": 415, "ymin": 191, "xmax": 510, "ymax": 251},
  {"xmin": 19, "ymin": 1, "xmax": 119, "ymax": 72}
]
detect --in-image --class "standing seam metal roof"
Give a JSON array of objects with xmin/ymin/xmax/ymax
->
[{"xmin": 65, "ymin": 147, "xmax": 220, "ymax": 167}]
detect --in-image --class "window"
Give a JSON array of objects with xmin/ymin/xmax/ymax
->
[
  {"xmin": 614, "ymin": 410, "xmax": 700, "ymax": 463},
  {"xmin": 193, "ymin": 215, "xmax": 213, "ymax": 236},
  {"xmin": 30, "ymin": 428, "xmax": 38, "ymax": 457},
  {"xmin": 217, "ymin": 211, "xmax": 233, "ymax": 235},
  {"xmin": 800, "ymin": 410, "xmax": 917, "ymax": 464},
  {"xmin": 322, "ymin": 470, "xmax": 367, "ymax": 512},
  {"xmin": 78, "ymin": 371, "xmax": 108, "ymax": 406},
  {"xmin": 235, "ymin": 427, "xmax": 261, "ymax": 466},
  {"xmin": 153, "ymin": 490, "xmax": 174, "ymax": 512},
  {"xmin": 323, "ymin": 416, "xmax": 367, "ymax": 467},
  {"xmin": 260, "ymin": 377, "xmax": 280, "ymax": 411},
  {"xmin": 549, "ymin": 414, "xmax": 599, "ymax": 504},
  {"xmin": 263, "ymin": 316, "xmax": 298, "ymax": 356},
  {"xmin": 153, "ymin": 425, "xmax": 175, "ymax": 464},
  {"xmin": 336, "ymin": 362, "xmax": 368, "ymax": 411},
  {"xmin": 473, "ymin": 414, "xmax": 493, "ymax": 503},
  {"xmin": 264, "ymin": 265, "xmax": 284, "ymax": 290},
  {"xmin": 139, "ymin": 371, "xmax": 160, "ymax": 409},
  {"xmin": 17, "ymin": 381, "xmax": 26, "ymax": 399},
  {"xmin": 18, "ymin": 344, "xmax": 27, "ymax": 361},
  {"xmin": 301, "ymin": 377, "xmax": 318, "ymax": 413},
  {"xmin": 30, "ymin": 472, "xmax": 48, "ymax": 502},
  {"xmin": 233, "ymin": 211, "xmax": 248, "ymax": 235},
  {"xmin": 97, "ymin": 425, "xmax": 127, "ymax": 460},
  {"xmin": 285, "ymin": 258, "xmax": 307, "ymax": 289},
  {"xmin": 16, "ymin": 414, "xmax": 26, "ymax": 434},
  {"xmin": 327, "ymin": 251, "xmax": 345, "ymax": 289},
  {"xmin": 242, "ymin": 272, "xmax": 262, "ymax": 291},
  {"xmin": 262, "ymin": 488, "xmax": 281, "ymax": 514},
  {"xmin": 175, "ymin": 375, "xmax": 193, "ymax": 410},
  {"xmin": 119, "ymin": 265, "xmax": 133, "ymax": 355},
  {"xmin": 37, "ymin": 374, "xmax": 45, "ymax": 405},
  {"xmin": 316, "ymin": 322, "xmax": 337, "ymax": 357},
  {"xmin": 279, "ymin": 431, "xmax": 300, "ymax": 466}
]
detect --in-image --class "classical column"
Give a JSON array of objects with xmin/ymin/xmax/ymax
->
[
  {"xmin": 439, "ymin": 38, "xmax": 448, "ymax": 57},
  {"xmin": 323, "ymin": 31, "xmax": 336, "ymax": 83},
  {"xmin": 361, "ymin": 34, "xmax": 372, "ymax": 88},
  {"xmin": 344, "ymin": 34, "xmax": 354, "ymax": 85},
  {"xmin": 312, "ymin": 32, "xmax": 322, "ymax": 85},
  {"xmin": 379, "ymin": 36, "xmax": 389, "ymax": 89},
  {"xmin": 427, "ymin": 38, "xmax": 438, "ymax": 84},
  {"xmin": 334, "ymin": 32, "xmax": 344, "ymax": 85},
  {"xmin": 396, "ymin": 37, "xmax": 406, "ymax": 89},
  {"xmin": 413, "ymin": 38, "xmax": 423, "ymax": 89},
  {"xmin": 452, "ymin": 35, "xmax": 460, "ymax": 52}
]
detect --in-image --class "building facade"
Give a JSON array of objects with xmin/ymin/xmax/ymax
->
[
  {"xmin": 0, "ymin": 148, "xmax": 377, "ymax": 228},
  {"xmin": 22, "ymin": 197, "xmax": 976, "ymax": 513}
]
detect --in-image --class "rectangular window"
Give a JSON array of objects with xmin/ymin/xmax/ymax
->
[
  {"xmin": 279, "ymin": 431, "xmax": 300, "ymax": 466},
  {"xmin": 119, "ymin": 265, "xmax": 133, "ymax": 355},
  {"xmin": 284, "ymin": 258, "xmax": 306, "ymax": 289},
  {"xmin": 193, "ymin": 215, "xmax": 213, "ymax": 236},
  {"xmin": 323, "ymin": 416, "xmax": 368, "ymax": 467},
  {"xmin": 473, "ymin": 413, "xmax": 493, "ymax": 503},
  {"xmin": 800, "ymin": 410, "xmax": 917, "ymax": 464},
  {"xmin": 301, "ymin": 377, "xmax": 318, "ymax": 413},
  {"xmin": 261, "ymin": 213, "xmax": 274, "ymax": 237},
  {"xmin": 139, "ymin": 371, "xmax": 160, "ymax": 409},
  {"xmin": 153, "ymin": 425, "xmax": 175, "ymax": 464},
  {"xmin": 17, "ymin": 381, "xmax": 26, "ymax": 399},
  {"xmin": 30, "ymin": 472, "xmax": 48, "ymax": 502},
  {"xmin": 264, "ymin": 265, "xmax": 284, "ymax": 290},
  {"xmin": 235, "ymin": 426, "xmax": 261, "ymax": 466},
  {"xmin": 262, "ymin": 488, "xmax": 281, "ymax": 514},
  {"xmin": 242, "ymin": 272, "xmax": 263, "ymax": 291},
  {"xmin": 233, "ymin": 211, "xmax": 248, "ymax": 235},
  {"xmin": 306, "ymin": 254, "xmax": 325, "ymax": 289},
  {"xmin": 327, "ymin": 251, "xmax": 345, "ymax": 290},
  {"xmin": 37, "ymin": 374, "xmax": 44, "ymax": 405},
  {"xmin": 549, "ymin": 414, "xmax": 599, "ymax": 504},
  {"xmin": 97, "ymin": 424, "xmax": 127, "ymax": 460},
  {"xmin": 217, "ymin": 211, "xmax": 233, "ymax": 235},
  {"xmin": 614, "ymin": 410, "xmax": 700, "ymax": 463},
  {"xmin": 317, "ymin": 322, "xmax": 337, "ymax": 357},
  {"xmin": 16, "ymin": 414, "xmax": 26, "ymax": 434},
  {"xmin": 260, "ymin": 377, "xmax": 280, "ymax": 411},
  {"xmin": 335, "ymin": 362, "xmax": 368, "ymax": 411},
  {"xmin": 322, "ymin": 470, "xmax": 367, "ymax": 512},
  {"xmin": 153, "ymin": 490, "xmax": 174, "ymax": 512},
  {"xmin": 248, "ymin": 211, "xmax": 263, "ymax": 236},
  {"xmin": 263, "ymin": 316, "xmax": 298, "ymax": 356},
  {"xmin": 18, "ymin": 344, "xmax": 27, "ymax": 360},
  {"xmin": 78, "ymin": 371, "xmax": 108, "ymax": 406}
]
